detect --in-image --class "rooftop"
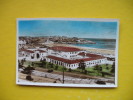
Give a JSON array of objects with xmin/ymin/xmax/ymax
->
[
  {"xmin": 78, "ymin": 52, "xmax": 103, "ymax": 58},
  {"xmin": 47, "ymin": 55, "xmax": 105, "ymax": 64},
  {"xmin": 49, "ymin": 46, "xmax": 81, "ymax": 52},
  {"xmin": 36, "ymin": 50, "xmax": 45, "ymax": 53},
  {"xmin": 21, "ymin": 49, "xmax": 45, "ymax": 53},
  {"xmin": 21, "ymin": 49, "xmax": 34, "ymax": 53}
]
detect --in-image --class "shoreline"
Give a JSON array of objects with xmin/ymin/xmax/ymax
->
[
  {"xmin": 46, "ymin": 43, "xmax": 115, "ymax": 55},
  {"xmin": 70, "ymin": 44, "xmax": 115, "ymax": 51}
]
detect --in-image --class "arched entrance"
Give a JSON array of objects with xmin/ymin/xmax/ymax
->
[{"xmin": 36, "ymin": 53, "xmax": 40, "ymax": 59}]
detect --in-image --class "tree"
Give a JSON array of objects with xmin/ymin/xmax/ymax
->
[
  {"xmin": 62, "ymin": 67, "xmax": 67, "ymax": 71},
  {"xmin": 54, "ymin": 65, "xmax": 59, "ymax": 70},
  {"xmin": 21, "ymin": 59, "xmax": 24, "ymax": 65},
  {"xmin": 111, "ymin": 62, "xmax": 115, "ymax": 73},
  {"xmin": 48, "ymin": 62, "xmax": 52, "ymax": 68},
  {"xmin": 93, "ymin": 64, "xmax": 103, "ymax": 76},
  {"xmin": 106, "ymin": 64, "xmax": 108, "ymax": 66},
  {"xmin": 48, "ymin": 63, "xmax": 54, "ymax": 68},
  {"xmin": 40, "ymin": 59, "xmax": 43, "ymax": 62},
  {"xmin": 68, "ymin": 68, "xmax": 72, "ymax": 72},
  {"xmin": 105, "ymin": 64, "xmax": 109, "ymax": 70},
  {"xmin": 79, "ymin": 60, "xmax": 86, "ymax": 73},
  {"xmin": 31, "ymin": 62, "xmax": 34, "ymax": 67},
  {"xmin": 18, "ymin": 60, "xmax": 23, "ymax": 68},
  {"xmin": 94, "ymin": 64, "xmax": 99, "ymax": 70},
  {"xmin": 22, "ymin": 65, "xmax": 35, "ymax": 74},
  {"xmin": 40, "ymin": 58, "xmax": 47, "ymax": 68},
  {"xmin": 23, "ymin": 58, "xmax": 26, "ymax": 62},
  {"xmin": 106, "ymin": 66, "xmax": 109, "ymax": 70},
  {"xmin": 84, "ymin": 70, "xmax": 88, "ymax": 74},
  {"xmin": 42, "ymin": 61, "xmax": 46, "ymax": 68},
  {"xmin": 99, "ymin": 67, "xmax": 102, "ymax": 71}
]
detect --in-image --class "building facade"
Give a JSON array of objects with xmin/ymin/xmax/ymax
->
[{"xmin": 18, "ymin": 46, "xmax": 108, "ymax": 69}]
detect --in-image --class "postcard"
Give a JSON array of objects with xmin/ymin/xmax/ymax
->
[{"xmin": 16, "ymin": 18, "xmax": 119, "ymax": 87}]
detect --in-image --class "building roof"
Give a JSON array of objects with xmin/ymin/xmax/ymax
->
[
  {"xmin": 21, "ymin": 49, "xmax": 45, "ymax": 53},
  {"xmin": 21, "ymin": 49, "xmax": 34, "ymax": 53},
  {"xmin": 36, "ymin": 50, "xmax": 45, "ymax": 53},
  {"xmin": 49, "ymin": 46, "xmax": 81, "ymax": 52},
  {"xmin": 78, "ymin": 52, "xmax": 103, "ymax": 58},
  {"xmin": 47, "ymin": 55, "xmax": 105, "ymax": 64}
]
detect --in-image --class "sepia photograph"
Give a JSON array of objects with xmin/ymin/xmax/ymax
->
[{"xmin": 16, "ymin": 18, "xmax": 119, "ymax": 87}]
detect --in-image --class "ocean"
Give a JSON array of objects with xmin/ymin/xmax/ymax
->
[{"xmin": 72, "ymin": 38, "xmax": 116, "ymax": 50}]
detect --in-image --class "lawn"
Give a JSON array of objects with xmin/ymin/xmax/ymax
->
[{"xmin": 85, "ymin": 64, "xmax": 113, "ymax": 77}]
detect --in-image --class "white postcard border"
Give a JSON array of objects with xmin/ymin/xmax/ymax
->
[{"xmin": 16, "ymin": 18, "xmax": 119, "ymax": 88}]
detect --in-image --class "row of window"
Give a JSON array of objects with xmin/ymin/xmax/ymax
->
[
  {"xmin": 69, "ymin": 52, "xmax": 77, "ymax": 54},
  {"xmin": 48, "ymin": 58, "xmax": 105, "ymax": 68}
]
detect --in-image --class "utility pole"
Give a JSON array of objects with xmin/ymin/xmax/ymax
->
[{"xmin": 62, "ymin": 63, "xmax": 64, "ymax": 84}]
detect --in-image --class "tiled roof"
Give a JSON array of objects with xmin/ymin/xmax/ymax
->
[
  {"xmin": 49, "ymin": 46, "xmax": 81, "ymax": 52},
  {"xmin": 36, "ymin": 50, "xmax": 45, "ymax": 53},
  {"xmin": 21, "ymin": 49, "xmax": 34, "ymax": 53},
  {"xmin": 78, "ymin": 52, "xmax": 103, "ymax": 58},
  {"xmin": 47, "ymin": 55, "xmax": 105, "ymax": 64},
  {"xmin": 21, "ymin": 49, "xmax": 45, "ymax": 53}
]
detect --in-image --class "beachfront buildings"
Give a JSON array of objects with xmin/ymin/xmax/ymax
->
[
  {"xmin": 18, "ymin": 45, "xmax": 108, "ymax": 69},
  {"xmin": 19, "ymin": 48, "xmax": 47, "ymax": 61}
]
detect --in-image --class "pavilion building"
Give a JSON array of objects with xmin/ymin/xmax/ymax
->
[{"xmin": 18, "ymin": 46, "xmax": 107, "ymax": 69}]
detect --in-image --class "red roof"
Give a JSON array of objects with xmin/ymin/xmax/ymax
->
[
  {"xmin": 78, "ymin": 52, "xmax": 103, "ymax": 58},
  {"xmin": 47, "ymin": 55, "xmax": 105, "ymax": 64},
  {"xmin": 21, "ymin": 49, "xmax": 34, "ymax": 53},
  {"xmin": 49, "ymin": 46, "xmax": 81, "ymax": 52},
  {"xmin": 36, "ymin": 50, "xmax": 45, "ymax": 53},
  {"xmin": 21, "ymin": 49, "xmax": 45, "ymax": 53}
]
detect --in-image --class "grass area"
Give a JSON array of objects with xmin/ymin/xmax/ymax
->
[
  {"xmin": 23, "ymin": 61, "xmax": 66, "ymax": 71},
  {"xmin": 85, "ymin": 64, "xmax": 113, "ymax": 77},
  {"xmin": 85, "ymin": 64, "xmax": 112, "ymax": 73},
  {"xmin": 22, "ymin": 61, "xmax": 114, "ymax": 77}
]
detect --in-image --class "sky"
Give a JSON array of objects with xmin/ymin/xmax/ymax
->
[{"xmin": 18, "ymin": 19, "xmax": 118, "ymax": 39}]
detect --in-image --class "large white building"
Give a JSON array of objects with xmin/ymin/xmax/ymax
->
[
  {"xmin": 19, "ymin": 48, "xmax": 47, "ymax": 61},
  {"xmin": 46, "ymin": 46, "xmax": 107, "ymax": 69},
  {"xmin": 18, "ymin": 46, "xmax": 108, "ymax": 69},
  {"xmin": 47, "ymin": 46, "xmax": 84, "ymax": 59}
]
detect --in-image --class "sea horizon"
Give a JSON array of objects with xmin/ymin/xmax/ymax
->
[
  {"xmin": 19, "ymin": 36, "xmax": 116, "ymax": 50},
  {"xmin": 72, "ymin": 38, "xmax": 116, "ymax": 50}
]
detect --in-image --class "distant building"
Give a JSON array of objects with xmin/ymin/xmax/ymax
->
[
  {"xmin": 18, "ymin": 40, "xmax": 26, "ymax": 49},
  {"xmin": 44, "ymin": 39, "xmax": 54, "ymax": 44}
]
